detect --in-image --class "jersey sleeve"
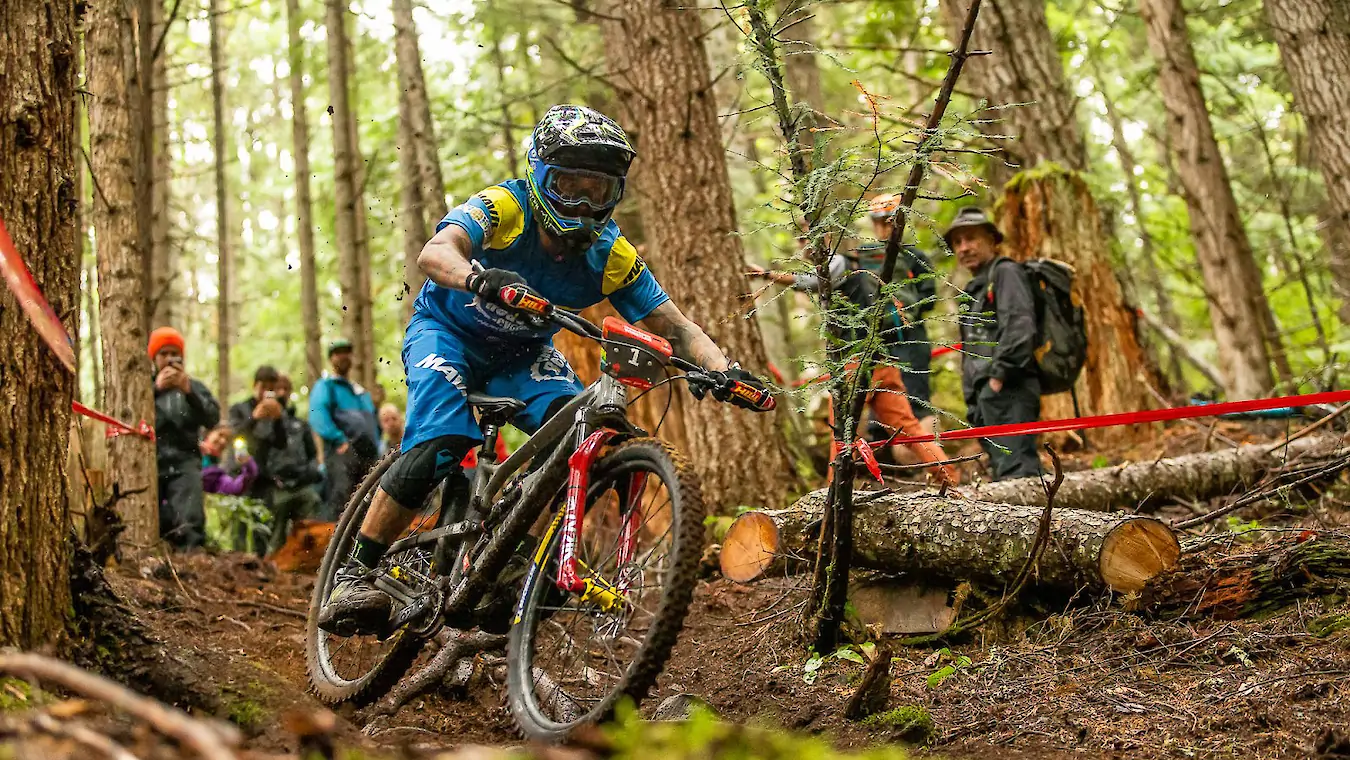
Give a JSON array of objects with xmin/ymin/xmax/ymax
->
[
  {"xmin": 602, "ymin": 234, "xmax": 670, "ymax": 323},
  {"xmin": 437, "ymin": 184, "xmax": 527, "ymax": 253}
]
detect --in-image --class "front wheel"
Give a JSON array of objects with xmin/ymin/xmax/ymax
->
[{"xmin": 506, "ymin": 438, "xmax": 706, "ymax": 742}]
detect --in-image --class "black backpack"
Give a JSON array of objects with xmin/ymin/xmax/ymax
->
[{"xmin": 1016, "ymin": 259, "xmax": 1087, "ymax": 395}]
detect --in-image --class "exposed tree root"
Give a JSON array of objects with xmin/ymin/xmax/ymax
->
[{"xmin": 362, "ymin": 628, "xmax": 506, "ymax": 719}]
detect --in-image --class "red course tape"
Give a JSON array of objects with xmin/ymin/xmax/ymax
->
[
  {"xmin": 876, "ymin": 389, "xmax": 1350, "ymax": 448},
  {"xmin": 72, "ymin": 401, "xmax": 155, "ymax": 441}
]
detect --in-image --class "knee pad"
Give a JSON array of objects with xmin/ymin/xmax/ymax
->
[{"xmin": 380, "ymin": 435, "xmax": 475, "ymax": 508}]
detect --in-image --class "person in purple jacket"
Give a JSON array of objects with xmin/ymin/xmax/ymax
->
[{"xmin": 200, "ymin": 425, "xmax": 259, "ymax": 496}]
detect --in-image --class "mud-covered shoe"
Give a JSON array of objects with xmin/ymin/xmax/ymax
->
[{"xmin": 317, "ymin": 563, "xmax": 392, "ymax": 637}]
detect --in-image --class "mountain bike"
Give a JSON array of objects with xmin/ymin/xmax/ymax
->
[{"xmin": 304, "ymin": 284, "xmax": 774, "ymax": 741}]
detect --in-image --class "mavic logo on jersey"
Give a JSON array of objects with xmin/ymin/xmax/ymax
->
[
  {"xmin": 621, "ymin": 257, "xmax": 646, "ymax": 289},
  {"xmin": 531, "ymin": 348, "xmax": 576, "ymax": 384},
  {"xmin": 414, "ymin": 353, "xmax": 467, "ymax": 394}
]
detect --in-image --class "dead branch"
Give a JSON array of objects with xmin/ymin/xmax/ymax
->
[
  {"xmin": 0, "ymin": 653, "xmax": 239, "ymax": 760},
  {"xmin": 31, "ymin": 713, "xmax": 138, "ymax": 760}
]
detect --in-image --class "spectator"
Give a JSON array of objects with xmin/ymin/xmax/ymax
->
[
  {"xmin": 227, "ymin": 365, "xmax": 287, "ymax": 502},
  {"xmin": 863, "ymin": 194, "xmax": 939, "ymax": 433},
  {"xmin": 265, "ymin": 373, "xmax": 324, "ymax": 554},
  {"xmin": 309, "ymin": 339, "xmax": 379, "ymax": 520},
  {"xmin": 948, "ymin": 207, "xmax": 1041, "ymax": 480},
  {"xmin": 200, "ymin": 424, "xmax": 259, "ymax": 496},
  {"xmin": 150, "ymin": 326, "xmax": 221, "ymax": 550},
  {"xmin": 747, "ymin": 239, "xmax": 956, "ymax": 485},
  {"xmin": 379, "ymin": 403, "xmax": 405, "ymax": 453}
]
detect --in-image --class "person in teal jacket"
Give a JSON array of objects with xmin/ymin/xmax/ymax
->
[{"xmin": 309, "ymin": 339, "xmax": 379, "ymax": 520}]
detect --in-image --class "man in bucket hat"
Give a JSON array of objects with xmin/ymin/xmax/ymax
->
[{"xmin": 947, "ymin": 208, "xmax": 1042, "ymax": 480}]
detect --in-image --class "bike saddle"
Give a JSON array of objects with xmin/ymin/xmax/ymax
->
[{"xmin": 467, "ymin": 392, "xmax": 526, "ymax": 423}]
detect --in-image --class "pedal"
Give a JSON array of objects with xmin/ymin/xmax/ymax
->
[{"xmin": 386, "ymin": 593, "xmax": 435, "ymax": 637}]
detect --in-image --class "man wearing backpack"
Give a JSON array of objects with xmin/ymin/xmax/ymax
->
[{"xmin": 948, "ymin": 208, "xmax": 1042, "ymax": 480}]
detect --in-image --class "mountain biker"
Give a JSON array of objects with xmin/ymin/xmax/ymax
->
[{"xmin": 319, "ymin": 104, "xmax": 772, "ymax": 636}]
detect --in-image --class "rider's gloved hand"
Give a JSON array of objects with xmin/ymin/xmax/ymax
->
[
  {"xmin": 699, "ymin": 366, "xmax": 775, "ymax": 412},
  {"xmin": 465, "ymin": 268, "xmax": 527, "ymax": 306}
]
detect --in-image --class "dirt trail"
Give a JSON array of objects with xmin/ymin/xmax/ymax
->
[{"xmin": 107, "ymin": 528, "xmax": 1350, "ymax": 759}]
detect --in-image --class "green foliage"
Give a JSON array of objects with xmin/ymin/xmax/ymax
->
[
  {"xmin": 603, "ymin": 701, "xmax": 912, "ymax": 759},
  {"xmin": 0, "ymin": 679, "xmax": 36, "ymax": 713},
  {"xmin": 861, "ymin": 706, "xmax": 936, "ymax": 743},
  {"xmin": 205, "ymin": 493, "xmax": 272, "ymax": 552},
  {"xmin": 924, "ymin": 648, "xmax": 973, "ymax": 688},
  {"xmin": 1308, "ymin": 613, "xmax": 1350, "ymax": 639}
]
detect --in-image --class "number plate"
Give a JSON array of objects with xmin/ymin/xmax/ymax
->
[{"xmin": 600, "ymin": 316, "xmax": 672, "ymax": 391}]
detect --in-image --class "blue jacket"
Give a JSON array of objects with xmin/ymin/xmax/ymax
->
[{"xmin": 308, "ymin": 374, "xmax": 378, "ymax": 450}]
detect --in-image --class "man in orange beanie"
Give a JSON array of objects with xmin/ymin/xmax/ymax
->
[{"xmin": 149, "ymin": 326, "xmax": 221, "ymax": 549}]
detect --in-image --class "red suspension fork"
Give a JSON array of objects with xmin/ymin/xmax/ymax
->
[{"xmin": 557, "ymin": 429, "xmax": 616, "ymax": 593}]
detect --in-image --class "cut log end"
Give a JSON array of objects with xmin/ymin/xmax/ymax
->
[
  {"xmin": 1098, "ymin": 517, "xmax": 1181, "ymax": 593},
  {"xmin": 720, "ymin": 511, "xmax": 780, "ymax": 583}
]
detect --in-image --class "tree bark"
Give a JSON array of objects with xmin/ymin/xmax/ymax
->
[
  {"xmin": 209, "ymin": 0, "xmax": 231, "ymax": 406},
  {"xmin": 999, "ymin": 168, "xmax": 1156, "ymax": 444},
  {"xmin": 969, "ymin": 434, "xmax": 1343, "ymax": 512},
  {"xmin": 0, "ymin": 0, "xmax": 78, "ymax": 648},
  {"xmin": 936, "ymin": 0, "xmax": 1087, "ymax": 188},
  {"xmin": 285, "ymin": 0, "xmax": 322, "ymax": 388},
  {"xmin": 1320, "ymin": 199, "xmax": 1350, "ymax": 326},
  {"xmin": 391, "ymin": 0, "xmax": 446, "ymax": 226},
  {"xmin": 487, "ymin": 28, "xmax": 519, "ymax": 177},
  {"xmin": 1098, "ymin": 81, "xmax": 1185, "ymax": 390},
  {"xmin": 1138, "ymin": 0, "xmax": 1274, "ymax": 399},
  {"xmin": 779, "ymin": 0, "xmax": 826, "ymax": 169},
  {"xmin": 90, "ymin": 0, "xmax": 160, "ymax": 548},
  {"xmin": 134, "ymin": 0, "xmax": 154, "ymax": 337},
  {"xmin": 392, "ymin": 0, "xmax": 440, "ymax": 321},
  {"xmin": 721, "ymin": 492, "xmax": 1180, "ymax": 593},
  {"xmin": 396, "ymin": 78, "xmax": 426, "ymax": 325},
  {"xmin": 149, "ymin": 0, "xmax": 175, "ymax": 329},
  {"xmin": 596, "ymin": 0, "xmax": 798, "ymax": 512},
  {"xmin": 326, "ymin": 2, "xmax": 375, "ymax": 388},
  {"xmin": 1265, "ymin": 0, "xmax": 1350, "ymax": 328}
]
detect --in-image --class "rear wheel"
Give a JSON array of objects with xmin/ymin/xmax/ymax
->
[
  {"xmin": 305, "ymin": 449, "xmax": 446, "ymax": 705},
  {"xmin": 506, "ymin": 438, "xmax": 705, "ymax": 742}
]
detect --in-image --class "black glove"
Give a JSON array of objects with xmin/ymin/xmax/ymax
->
[
  {"xmin": 465, "ymin": 268, "xmax": 527, "ymax": 305},
  {"xmin": 707, "ymin": 367, "xmax": 776, "ymax": 412}
]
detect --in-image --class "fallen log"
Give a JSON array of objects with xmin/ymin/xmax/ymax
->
[
  {"xmin": 969, "ymin": 435, "xmax": 1343, "ymax": 512},
  {"xmin": 720, "ymin": 491, "xmax": 1180, "ymax": 593}
]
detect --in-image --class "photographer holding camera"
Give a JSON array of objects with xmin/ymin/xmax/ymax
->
[
  {"xmin": 227, "ymin": 365, "xmax": 289, "ymax": 501},
  {"xmin": 150, "ymin": 327, "xmax": 222, "ymax": 550}
]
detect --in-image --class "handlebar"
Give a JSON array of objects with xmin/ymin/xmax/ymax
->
[{"xmin": 482, "ymin": 271, "xmax": 773, "ymax": 411}]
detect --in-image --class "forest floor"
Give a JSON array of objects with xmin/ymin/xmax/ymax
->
[{"xmin": 62, "ymin": 421, "xmax": 1345, "ymax": 759}]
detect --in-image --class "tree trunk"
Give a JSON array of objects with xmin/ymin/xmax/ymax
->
[
  {"xmin": 90, "ymin": 0, "xmax": 160, "ymax": 548},
  {"xmin": 396, "ymin": 78, "xmax": 426, "ymax": 325},
  {"xmin": 999, "ymin": 168, "xmax": 1156, "ymax": 444},
  {"xmin": 0, "ymin": 0, "xmax": 78, "ymax": 648},
  {"xmin": 134, "ymin": 0, "xmax": 154, "ymax": 337},
  {"xmin": 969, "ymin": 434, "xmax": 1342, "ymax": 512},
  {"xmin": 597, "ymin": 0, "xmax": 797, "ymax": 512},
  {"xmin": 779, "ymin": 0, "xmax": 825, "ymax": 168},
  {"xmin": 1320, "ymin": 199, "xmax": 1350, "ymax": 326},
  {"xmin": 149, "ymin": 0, "xmax": 175, "ymax": 329},
  {"xmin": 285, "ymin": 0, "xmax": 322, "ymax": 388},
  {"xmin": 936, "ymin": 0, "xmax": 1086, "ymax": 188},
  {"xmin": 1099, "ymin": 81, "xmax": 1186, "ymax": 390},
  {"xmin": 1138, "ymin": 0, "xmax": 1274, "ymax": 399},
  {"xmin": 722, "ymin": 493, "xmax": 1180, "ymax": 593},
  {"xmin": 325, "ymin": 0, "xmax": 372, "ymax": 388},
  {"xmin": 391, "ymin": 0, "xmax": 446, "ymax": 226},
  {"xmin": 1265, "ymin": 0, "xmax": 1350, "ymax": 328},
  {"xmin": 210, "ymin": 0, "xmax": 230, "ymax": 406},
  {"xmin": 487, "ymin": 28, "xmax": 519, "ymax": 177},
  {"xmin": 392, "ymin": 0, "xmax": 440, "ymax": 321}
]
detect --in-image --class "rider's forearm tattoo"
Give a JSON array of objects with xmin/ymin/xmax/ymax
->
[{"xmin": 643, "ymin": 302, "xmax": 729, "ymax": 372}]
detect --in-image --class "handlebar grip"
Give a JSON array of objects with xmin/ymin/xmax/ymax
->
[
  {"xmin": 727, "ymin": 380, "xmax": 776, "ymax": 412},
  {"xmin": 498, "ymin": 284, "xmax": 552, "ymax": 317}
]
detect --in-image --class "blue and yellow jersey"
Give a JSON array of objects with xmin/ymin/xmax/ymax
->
[{"xmin": 414, "ymin": 179, "xmax": 669, "ymax": 343}]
